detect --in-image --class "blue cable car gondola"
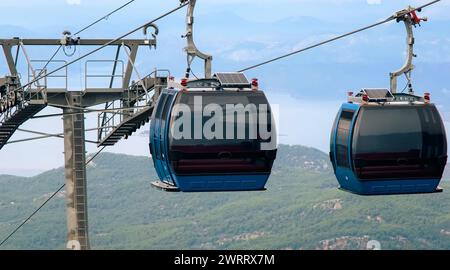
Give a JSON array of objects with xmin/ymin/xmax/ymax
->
[
  {"xmin": 330, "ymin": 89, "xmax": 447, "ymax": 195},
  {"xmin": 149, "ymin": 73, "xmax": 277, "ymax": 192}
]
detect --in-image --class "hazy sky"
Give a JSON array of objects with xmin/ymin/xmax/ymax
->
[{"xmin": 0, "ymin": 0, "xmax": 449, "ymax": 175}]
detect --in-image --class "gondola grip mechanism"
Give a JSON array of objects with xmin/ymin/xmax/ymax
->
[
  {"xmin": 390, "ymin": 6, "xmax": 427, "ymax": 94},
  {"xmin": 181, "ymin": 0, "xmax": 213, "ymax": 79}
]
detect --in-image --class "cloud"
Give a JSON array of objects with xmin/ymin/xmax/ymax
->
[
  {"xmin": 367, "ymin": 0, "xmax": 381, "ymax": 4},
  {"xmin": 66, "ymin": 0, "xmax": 81, "ymax": 5},
  {"xmin": 227, "ymin": 49, "xmax": 262, "ymax": 62}
]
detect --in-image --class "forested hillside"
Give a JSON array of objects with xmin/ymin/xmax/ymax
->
[{"xmin": 1, "ymin": 145, "xmax": 449, "ymax": 250}]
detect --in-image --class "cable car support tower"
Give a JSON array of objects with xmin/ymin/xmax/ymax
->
[{"xmin": 0, "ymin": 20, "xmax": 167, "ymax": 250}]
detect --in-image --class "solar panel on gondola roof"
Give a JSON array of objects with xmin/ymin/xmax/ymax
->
[
  {"xmin": 214, "ymin": 72, "xmax": 250, "ymax": 87},
  {"xmin": 362, "ymin": 89, "xmax": 394, "ymax": 99}
]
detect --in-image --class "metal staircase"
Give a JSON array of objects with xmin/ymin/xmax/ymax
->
[
  {"xmin": 98, "ymin": 105, "xmax": 155, "ymax": 146},
  {"xmin": 0, "ymin": 100, "xmax": 47, "ymax": 150},
  {"xmin": 97, "ymin": 71, "xmax": 168, "ymax": 147}
]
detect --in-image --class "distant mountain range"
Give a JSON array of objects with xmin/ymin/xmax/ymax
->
[
  {"xmin": 1, "ymin": 12, "xmax": 449, "ymax": 105},
  {"xmin": 0, "ymin": 144, "xmax": 449, "ymax": 250}
]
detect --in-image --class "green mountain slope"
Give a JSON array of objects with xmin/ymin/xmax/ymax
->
[{"xmin": 0, "ymin": 145, "xmax": 450, "ymax": 250}]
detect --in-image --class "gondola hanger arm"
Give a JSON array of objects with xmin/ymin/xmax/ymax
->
[
  {"xmin": 180, "ymin": 0, "xmax": 212, "ymax": 79},
  {"xmin": 390, "ymin": 6, "xmax": 428, "ymax": 94}
]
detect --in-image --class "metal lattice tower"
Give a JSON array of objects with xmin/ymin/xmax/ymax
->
[
  {"xmin": 0, "ymin": 36, "xmax": 167, "ymax": 250},
  {"xmin": 63, "ymin": 94, "xmax": 89, "ymax": 249}
]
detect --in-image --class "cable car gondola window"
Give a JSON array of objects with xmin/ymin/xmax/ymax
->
[
  {"xmin": 335, "ymin": 110, "xmax": 354, "ymax": 168},
  {"xmin": 154, "ymin": 93, "xmax": 169, "ymax": 160},
  {"xmin": 160, "ymin": 94, "xmax": 175, "ymax": 161},
  {"xmin": 171, "ymin": 92, "xmax": 270, "ymax": 146},
  {"xmin": 353, "ymin": 106, "xmax": 447, "ymax": 180},
  {"xmin": 168, "ymin": 91, "xmax": 275, "ymax": 175},
  {"xmin": 160, "ymin": 94, "xmax": 174, "ymax": 137}
]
